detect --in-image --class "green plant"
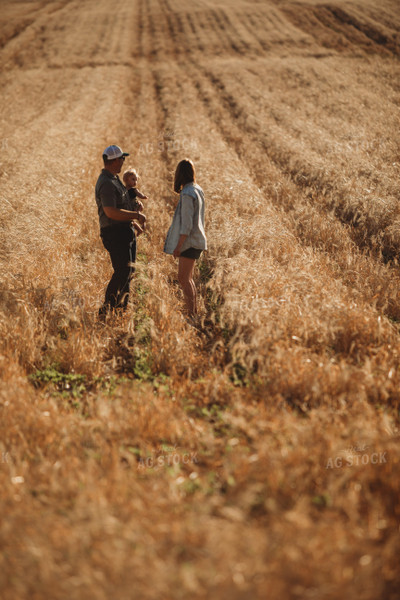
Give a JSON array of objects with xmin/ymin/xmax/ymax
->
[{"xmin": 29, "ymin": 366, "xmax": 87, "ymax": 398}]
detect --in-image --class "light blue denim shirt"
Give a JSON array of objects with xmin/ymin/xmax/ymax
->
[{"xmin": 164, "ymin": 182, "xmax": 207, "ymax": 254}]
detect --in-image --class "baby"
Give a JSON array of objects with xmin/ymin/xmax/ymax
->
[{"xmin": 123, "ymin": 167, "xmax": 148, "ymax": 235}]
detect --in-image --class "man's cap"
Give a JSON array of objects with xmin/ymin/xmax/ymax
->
[{"xmin": 103, "ymin": 145, "xmax": 129, "ymax": 160}]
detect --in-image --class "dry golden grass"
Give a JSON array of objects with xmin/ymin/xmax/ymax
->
[{"xmin": 1, "ymin": 0, "xmax": 400, "ymax": 598}]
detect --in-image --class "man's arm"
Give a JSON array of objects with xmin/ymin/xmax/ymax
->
[{"xmin": 104, "ymin": 206, "xmax": 146, "ymax": 224}]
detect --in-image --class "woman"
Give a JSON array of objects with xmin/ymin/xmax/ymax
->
[{"xmin": 164, "ymin": 159, "xmax": 207, "ymax": 316}]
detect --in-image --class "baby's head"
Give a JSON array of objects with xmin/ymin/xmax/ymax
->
[{"xmin": 123, "ymin": 167, "xmax": 139, "ymax": 188}]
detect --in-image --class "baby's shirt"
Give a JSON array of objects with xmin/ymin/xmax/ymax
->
[{"xmin": 127, "ymin": 187, "xmax": 140, "ymax": 211}]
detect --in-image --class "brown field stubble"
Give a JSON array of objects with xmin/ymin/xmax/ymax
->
[{"xmin": 0, "ymin": 0, "xmax": 400, "ymax": 598}]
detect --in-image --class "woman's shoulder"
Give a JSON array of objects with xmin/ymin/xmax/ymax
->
[{"xmin": 182, "ymin": 182, "xmax": 204, "ymax": 197}]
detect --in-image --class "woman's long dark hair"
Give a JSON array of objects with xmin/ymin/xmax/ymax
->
[{"xmin": 173, "ymin": 159, "xmax": 196, "ymax": 193}]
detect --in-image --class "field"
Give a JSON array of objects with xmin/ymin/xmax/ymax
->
[{"xmin": 1, "ymin": 0, "xmax": 400, "ymax": 598}]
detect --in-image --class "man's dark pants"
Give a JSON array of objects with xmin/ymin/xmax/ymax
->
[{"xmin": 99, "ymin": 225, "xmax": 136, "ymax": 316}]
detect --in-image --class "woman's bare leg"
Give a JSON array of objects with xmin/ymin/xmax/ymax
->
[{"xmin": 178, "ymin": 256, "xmax": 197, "ymax": 316}]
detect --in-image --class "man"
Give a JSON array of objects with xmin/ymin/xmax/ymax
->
[{"xmin": 95, "ymin": 144, "xmax": 146, "ymax": 320}]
